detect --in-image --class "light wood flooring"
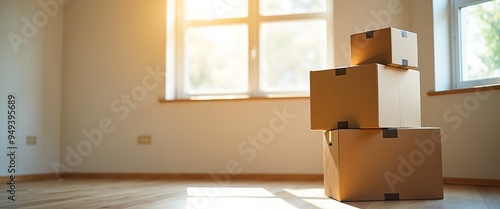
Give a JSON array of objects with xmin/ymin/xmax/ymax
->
[{"xmin": 0, "ymin": 179, "xmax": 499, "ymax": 209}]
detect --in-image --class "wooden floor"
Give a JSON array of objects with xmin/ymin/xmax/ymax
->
[{"xmin": 0, "ymin": 179, "xmax": 499, "ymax": 209}]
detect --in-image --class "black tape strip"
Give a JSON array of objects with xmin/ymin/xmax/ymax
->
[
  {"xmin": 335, "ymin": 68, "xmax": 347, "ymax": 76},
  {"xmin": 366, "ymin": 31, "xmax": 374, "ymax": 39},
  {"xmin": 383, "ymin": 128, "xmax": 398, "ymax": 138},
  {"xmin": 385, "ymin": 193, "xmax": 400, "ymax": 201},
  {"xmin": 337, "ymin": 121, "xmax": 349, "ymax": 129},
  {"xmin": 401, "ymin": 30, "xmax": 408, "ymax": 38},
  {"xmin": 402, "ymin": 59, "xmax": 408, "ymax": 67}
]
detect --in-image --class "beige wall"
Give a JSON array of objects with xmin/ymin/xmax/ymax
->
[
  {"xmin": 61, "ymin": 0, "xmax": 500, "ymax": 179},
  {"xmin": 0, "ymin": 0, "xmax": 63, "ymax": 175},
  {"xmin": 334, "ymin": 0, "xmax": 411, "ymax": 66},
  {"xmin": 60, "ymin": 0, "xmax": 323, "ymax": 174},
  {"xmin": 411, "ymin": 0, "xmax": 500, "ymax": 179},
  {"xmin": 2, "ymin": 0, "xmax": 498, "ymax": 180},
  {"xmin": 58, "ymin": 0, "xmax": 412, "ymax": 176}
]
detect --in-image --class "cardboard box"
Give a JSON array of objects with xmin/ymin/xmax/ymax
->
[
  {"xmin": 351, "ymin": 27, "xmax": 418, "ymax": 69},
  {"xmin": 309, "ymin": 63, "xmax": 421, "ymax": 130},
  {"xmin": 323, "ymin": 128, "xmax": 444, "ymax": 201}
]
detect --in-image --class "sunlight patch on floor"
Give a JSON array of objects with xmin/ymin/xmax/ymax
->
[
  {"xmin": 303, "ymin": 199, "xmax": 361, "ymax": 209},
  {"xmin": 283, "ymin": 188, "xmax": 326, "ymax": 198},
  {"xmin": 186, "ymin": 197, "xmax": 298, "ymax": 209},
  {"xmin": 187, "ymin": 187, "xmax": 275, "ymax": 197},
  {"xmin": 185, "ymin": 186, "xmax": 359, "ymax": 209}
]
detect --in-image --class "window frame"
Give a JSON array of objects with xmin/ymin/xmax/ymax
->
[
  {"xmin": 451, "ymin": 0, "xmax": 500, "ymax": 89},
  {"xmin": 166, "ymin": 0, "xmax": 333, "ymax": 100}
]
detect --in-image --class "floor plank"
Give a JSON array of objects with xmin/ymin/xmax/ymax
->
[
  {"xmin": 0, "ymin": 179, "xmax": 498, "ymax": 209},
  {"xmin": 476, "ymin": 186, "xmax": 500, "ymax": 209},
  {"xmin": 422, "ymin": 185, "xmax": 490, "ymax": 209}
]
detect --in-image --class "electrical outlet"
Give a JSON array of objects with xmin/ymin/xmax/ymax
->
[
  {"xmin": 138, "ymin": 135, "xmax": 152, "ymax": 145},
  {"xmin": 27, "ymin": 136, "xmax": 37, "ymax": 145}
]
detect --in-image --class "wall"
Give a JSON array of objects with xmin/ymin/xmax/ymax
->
[
  {"xmin": 0, "ymin": 0, "xmax": 63, "ymax": 176},
  {"xmin": 333, "ymin": 0, "xmax": 411, "ymax": 66},
  {"xmin": 411, "ymin": 0, "xmax": 500, "ymax": 179},
  {"xmin": 333, "ymin": 0, "xmax": 500, "ymax": 180},
  {"xmin": 60, "ymin": 0, "xmax": 324, "ymax": 175},
  {"xmin": 51, "ymin": 0, "xmax": 500, "ymax": 179}
]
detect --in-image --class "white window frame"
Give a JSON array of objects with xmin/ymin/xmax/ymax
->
[
  {"xmin": 166, "ymin": 0, "xmax": 333, "ymax": 100},
  {"xmin": 451, "ymin": 0, "xmax": 500, "ymax": 89}
]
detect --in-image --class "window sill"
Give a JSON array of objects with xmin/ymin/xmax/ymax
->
[
  {"xmin": 427, "ymin": 84, "xmax": 500, "ymax": 96},
  {"xmin": 159, "ymin": 96, "xmax": 310, "ymax": 103}
]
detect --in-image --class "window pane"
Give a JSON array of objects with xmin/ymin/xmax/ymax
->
[
  {"xmin": 185, "ymin": 0, "xmax": 248, "ymax": 20},
  {"xmin": 460, "ymin": 0, "xmax": 500, "ymax": 81},
  {"xmin": 260, "ymin": 0, "xmax": 327, "ymax": 16},
  {"xmin": 260, "ymin": 20, "xmax": 327, "ymax": 92},
  {"xmin": 185, "ymin": 25, "xmax": 248, "ymax": 94}
]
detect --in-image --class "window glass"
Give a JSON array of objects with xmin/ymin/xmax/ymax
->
[
  {"xmin": 185, "ymin": 0, "xmax": 248, "ymax": 20},
  {"xmin": 260, "ymin": 0, "xmax": 327, "ymax": 16},
  {"xmin": 460, "ymin": 0, "xmax": 500, "ymax": 81},
  {"xmin": 184, "ymin": 25, "xmax": 249, "ymax": 94},
  {"xmin": 260, "ymin": 20, "xmax": 327, "ymax": 92}
]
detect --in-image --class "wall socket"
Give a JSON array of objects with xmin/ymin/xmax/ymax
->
[
  {"xmin": 26, "ymin": 136, "xmax": 37, "ymax": 145},
  {"xmin": 138, "ymin": 135, "xmax": 152, "ymax": 145}
]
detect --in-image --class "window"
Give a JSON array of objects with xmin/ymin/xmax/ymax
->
[
  {"xmin": 166, "ymin": 0, "xmax": 333, "ymax": 100},
  {"xmin": 452, "ymin": 0, "xmax": 500, "ymax": 89}
]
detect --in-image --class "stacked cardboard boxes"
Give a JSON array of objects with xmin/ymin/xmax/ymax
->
[{"xmin": 310, "ymin": 27, "xmax": 444, "ymax": 202}]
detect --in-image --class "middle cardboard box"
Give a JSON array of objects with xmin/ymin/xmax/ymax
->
[{"xmin": 310, "ymin": 63, "xmax": 421, "ymax": 130}]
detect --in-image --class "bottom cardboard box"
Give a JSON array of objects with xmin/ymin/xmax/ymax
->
[{"xmin": 323, "ymin": 128, "xmax": 444, "ymax": 201}]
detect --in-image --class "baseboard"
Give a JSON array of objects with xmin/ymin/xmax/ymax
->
[
  {"xmin": 0, "ymin": 173, "xmax": 59, "ymax": 184},
  {"xmin": 444, "ymin": 177, "xmax": 500, "ymax": 187},
  {"xmin": 65, "ymin": 174, "xmax": 498, "ymax": 186},
  {"xmin": 3, "ymin": 174, "xmax": 498, "ymax": 187},
  {"xmin": 62, "ymin": 173, "xmax": 324, "ymax": 181}
]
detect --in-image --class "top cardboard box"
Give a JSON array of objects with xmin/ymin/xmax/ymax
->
[{"xmin": 351, "ymin": 27, "xmax": 418, "ymax": 69}]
